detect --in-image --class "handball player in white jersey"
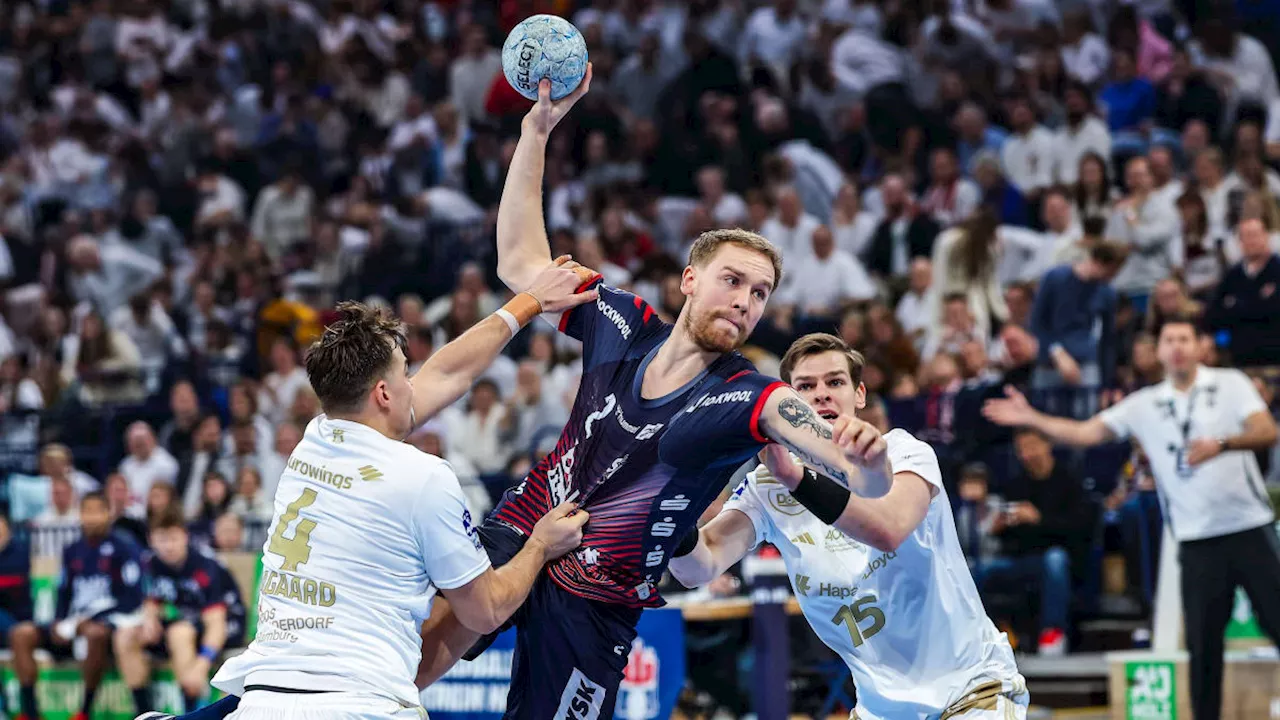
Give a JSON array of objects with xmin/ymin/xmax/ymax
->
[
  {"xmin": 669, "ymin": 333, "xmax": 1027, "ymax": 720},
  {"xmin": 194, "ymin": 259, "xmax": 599, "ymax": 720}
]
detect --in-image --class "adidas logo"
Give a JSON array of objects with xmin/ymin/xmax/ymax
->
[
  {"xmin": 792, "ymin": 532, "xmax": 815, "ymax": 545},
  {"xmin": 357, "ymin": 465, "xmax": 384, "ymax": 482}
]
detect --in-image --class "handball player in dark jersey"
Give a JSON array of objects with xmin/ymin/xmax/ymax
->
[{"xmin": 416, "ymin": 65, "xmax": 896, "ymax": 720}]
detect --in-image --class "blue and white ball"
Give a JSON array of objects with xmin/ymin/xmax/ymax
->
[{"xmin": 501, "ymin": 15, "xmax": 588, "ymax": 102}]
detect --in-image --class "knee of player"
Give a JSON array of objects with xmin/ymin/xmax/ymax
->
[
  {"xmin": 81, "ymin": 621, "xmax": 111, "ymax": 644},
  {"xmin": 166, "ymin": 621, "xmax": 199, "ymax": 646},
  {"xmin": 9, "ymin": 622, "xmax": 38, "ymax": 647},
  {"xmin": 178, "ymin": 673, "xmax": 207, "ymax": 697}
]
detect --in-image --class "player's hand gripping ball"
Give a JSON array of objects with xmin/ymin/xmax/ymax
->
[{"xmin": 502, "ymin": 15, "xmax": 589, "ymax": 101}]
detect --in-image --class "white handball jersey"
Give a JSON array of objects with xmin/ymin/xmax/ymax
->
[
  {"xmin": 725, "ymin": 429, "xmax": 1023, "ymax": 720},
  {"xmin": 212, "ymin": 416, "xmax": 491, "ymax": 707},
  {"xmin": 1098, "ymin": 365, "xmax": 1275, "ymax": 541}
]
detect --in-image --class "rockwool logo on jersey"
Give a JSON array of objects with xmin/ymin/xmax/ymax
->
[
  {"xmin": 597, "ymin": 298, "xmax": 632, "ymax": 339},
  {"xmin": 558, "ymin": 669, "xmax": 607, "ymax": 720},
  {"xmin": 687, "ymin": 389, "xmax": 754, "ymax": 413}
]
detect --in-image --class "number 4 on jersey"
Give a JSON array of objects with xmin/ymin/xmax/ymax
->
[
  {"xmin": 268, "ymin": 488, "xmax": 320, "ymax": 571},
  {"xmin": 832, "ymin": 595, "xmax": 886, "ymax": 648}
]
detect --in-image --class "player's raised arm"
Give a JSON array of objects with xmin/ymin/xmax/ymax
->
[
  {"xmin": 408, "ymin": 256, "xmax": 597, "ymax": 428},
  {"xmin": 757, "ymin": 388, "xmax": 893, "ymax": 499},
  {"xmin": 495, "ymin": 65, "xmax": 593, "ymax": 293}
]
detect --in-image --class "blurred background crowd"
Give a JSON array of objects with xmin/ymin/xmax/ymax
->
[{"xmin": 0, "ymin": 0, "xmax": 1279, "ymax": 692}]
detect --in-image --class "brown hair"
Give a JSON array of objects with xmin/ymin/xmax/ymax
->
[
  {"xmin": 687, "ymin": 229, "xmax": 784, "ymax": 290},
  {"xmin": 148, "ymin": 503, "xmax": 186, "ymax": 532},
  {"xmin": 780, "ymin": 333, "xmax": 866, "ymax": 386},
  {"xmin": 1089, "ymin": 240, "xmax": 1130, "ymax": 268},
  {"xmin": 304, "ymin": 301, "xmax": 407, "ymax": 414}
]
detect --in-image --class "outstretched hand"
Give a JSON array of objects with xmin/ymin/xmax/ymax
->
[
  {"xmin": 523, "ymin": 63, "xmax": 593, "ymax": 137},
  {"xmin": 982, "ymin": 385, "xmax": 1036, "ymax": 427}
]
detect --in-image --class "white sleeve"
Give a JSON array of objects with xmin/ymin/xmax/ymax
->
[
  {"xmin": 722, "ymin": 467, "xmax": 771, "ymax": 549},
  {"xmin": 1098, "ymin": 392, "xmax": 1138, "ymax": 440},
  {"xmin": 885, "ymin": 429, "xmax": 943, "ymax": 496},
  {"xmin": 412, "ymin": 461, "xmax": 492, "ymax": 590},
  {"xmin": 1225, "ymin": 369, "xmax": 1269, "ymax": 423},
  {"xmin": 1267, "ymin": 100, "xmax": 1280, "ymax": 144}
]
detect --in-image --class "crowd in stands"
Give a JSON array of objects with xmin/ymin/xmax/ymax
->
[{"xmin": 0, "ymin": 0, "xmax": 1279, "ymax": 695}]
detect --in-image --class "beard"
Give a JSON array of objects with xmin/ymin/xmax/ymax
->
[{"xmin": 683, "ymin": 302, "xmax": 746, "ymax": 353}]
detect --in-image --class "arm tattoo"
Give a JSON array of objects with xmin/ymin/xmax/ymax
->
[
  {"xmin": 775, "ymin": 434, "xmax": 850, "ymax": 488},
  {"xmin": 778, "ymin": 396, "xmax": 833, "ymax": 440}
]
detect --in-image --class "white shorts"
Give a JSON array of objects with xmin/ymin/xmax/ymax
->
[
  {"xmin": 851, "ymin": 677, "xmax": 1030, "ymax": 720},
  {"xmin": 228, "ymin": 690, "xmax": 427, "ymax": 720}
]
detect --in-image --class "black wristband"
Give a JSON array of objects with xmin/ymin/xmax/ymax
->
[
  {"xmin": 673, "ymin": 527, "xmax": 700, "ymax": 558},
  {"xmin": 790, "ymin": 467, "xmax": 851, "ymax": 526}
]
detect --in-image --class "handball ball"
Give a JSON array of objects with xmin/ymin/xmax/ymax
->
[{"xmin": 501, "ymin": 15, "xmax": 588, "ymax": 102}]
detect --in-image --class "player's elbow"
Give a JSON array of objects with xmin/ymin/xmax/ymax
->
[
  {"xmin": 865, "ymin": 527, "xmax": 907, "ymax": 553},
  {"xmin": 454, "ymin": 606, "xmax": 504, "ymax": 636}
]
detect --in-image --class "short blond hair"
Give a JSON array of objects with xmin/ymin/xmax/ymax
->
[{"xmin": 687, "ymin": 229, "xmax": 783, "ymax": 290}]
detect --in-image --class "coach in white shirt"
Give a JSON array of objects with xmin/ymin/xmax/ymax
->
[
  {"xmin": 985, "ymin": 316, "xmax": 1280, "ymax": 720},
  {"xmin": 1002, "ymin": 97, "xmax": 1055, "ymax": 198}
]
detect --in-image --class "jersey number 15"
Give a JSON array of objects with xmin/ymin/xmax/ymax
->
[{"xmin": 831, "ymin": 595, "xmax": 886, "ymax": 649}]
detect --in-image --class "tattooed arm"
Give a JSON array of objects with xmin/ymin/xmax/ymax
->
[{"xmin": 757, "ymin": 389, "xmax": 894, "ymax": 499}]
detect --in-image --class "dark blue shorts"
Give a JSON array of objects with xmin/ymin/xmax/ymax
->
[{"xmin": 466, "ymin": 520, "xmax": 642, "ymax": 720}]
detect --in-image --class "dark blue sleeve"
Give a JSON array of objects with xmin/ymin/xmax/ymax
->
[
  {"xmin": 1099, "ymin": 288, "xmax": 1118, "ymax": 388},
  {"xmin": 112, "ymin": 544, "xmax": 143, "ymax": 613},
  {"xmin": 557, "ymin": 278, "xmax": 667, "ymax": 370},
  {"xmin": 658, "ymin": 372, "xmax": 789, "ymax": 470},
  {"xmin": 1031, "ymin": 269, "xmax": 1055, "ymax": 365},
  {"xmin": 55, "ymin": 545, "xmax": 72, "ymax": 621}
]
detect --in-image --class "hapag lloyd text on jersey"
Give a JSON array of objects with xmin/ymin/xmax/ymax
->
[
  {"xmin": 597, "ymin": 298, "xmax": 631, "ymax": 339},
  {"xmin": 688, "ymin": 389, "xmax": 754, "ymax": 413}
]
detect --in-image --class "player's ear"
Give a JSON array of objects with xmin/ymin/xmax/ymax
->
[
  {"xmin": 373, "ymin": 379, "xmax": 392, "ymax": 411},
  {"xmin": 855, "ymin": 382, "xmax": 867, "ymax": 410},
  {"xmin": 680, "ymin": 265, "xmax": 697, "ymax": 296}
]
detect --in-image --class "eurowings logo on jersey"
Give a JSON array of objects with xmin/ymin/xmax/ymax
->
[
  {"xmin": 616, "ymin": 638, "xmax": 660, "ymax": 720},
  {"xmin": 596, "ymin": 297, "xmax": 632, "ymax": 340},
  {"xmin": 686, "ymin": 389, "xmax": 754, "ymax": 413}
]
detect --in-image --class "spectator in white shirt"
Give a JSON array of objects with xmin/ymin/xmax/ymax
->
[
  {"xmin": 1189, "ymin": 18, "xmax": 1280, "ymax": 112},
  {"xmin": 444, "ymin": 378, "xmax": 512, "ymax": 477},
  {"xmin": 895, "ymin": 257, "xmax": 935, "ymax": 349},
  {"xmin": 65, "ymin": 234, "xmax": 164, "ymax": 318},
  {"xmin": 38, "ymin": 443, "xmax": 99, "ymax": 498},
  {"xmin": 449, "ymin": 24, "xmax": 502, "ymax": 124},
  {"xmin": 1148, "ymin": 144, "xmax": 1184, "ymax": 209},
  {"xmin": 696, "ymin": 165, "xmax": 748, "ymax": 227},
  {"xmin": 1195, "ymin": 146, "xmax": 1232, "ymax": 235},
  {"xmin": 923, "ymin": 293, "xmax": 988, "ymax": 361},
  {"xmin": 227, "ymin": 466, "xmax": 274, "ymax": 525},
  {"xmin": 1177, "ymin": 190, "xmax": 1237, "ymax": 297},
  {"xmin": 1001, "ymin": 95, "xmax": 1056, "ymax": 199},
  {"xmin": 117, "ymin": 421, "xmax": 179, "ymax": 518},
  {"xmin": 759, "ymin": 185, "xmax": 822, "ymax": 262},
  {"xmin": 110, "ymin": 292, "xmax": 184, "ymax": 373},
  {"xmin": 919, "ymin": 147, "xmax": 982, "ymax": 227},
  {"xmin": 257, "ymin": 337, "xmax": 312, "ymax": 426},
  {"xmin": 1060, "ymin": 11, "xmax": 1109, "ymax": 85},
  {"xmin": 1055, "ymin": 83, "xmax": 1112, "ymax": 185},
  {"xmin": 0, "ymin": 356, "xmax": 44, "ymax": 412},
  {"xmin": 830, "ymin": 181, "xmax": 879, "ymax": 259},
  {"xmin": 777, "ymin": 224, "xmax": 877, "ymax": 320},
  {"xmin": 1107, "ymin": 156, "xmax": 1183, "ymax": 297},
  {"xmin": 250, "ymin": 166, "xmax": 315, "ymax": 262},
  {"xmin": 193, "ymin": 164, "xmax": 247, "ymax": 229},
  {"xmin": 387, "ymin": 94, "xmax": 439, "ymax": 153},
  {"xmin": 31, "ymin": 476, "xmax": 80, "ymax": 558},
  {"xmin": 115, "ymin": 0, "xmax": 172, "ymax": 89},
  {"xmin": 830, "ymin": 24, "xmax": 905, "ymax": 97},
  {"xmin": 740, "ymin": 0, "xmax": 809, "ymax": 80}
]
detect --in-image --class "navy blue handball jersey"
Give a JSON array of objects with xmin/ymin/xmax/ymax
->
[{"xmin": 491, "ymin": 278, "xmax": 787, "ymax": 607}]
